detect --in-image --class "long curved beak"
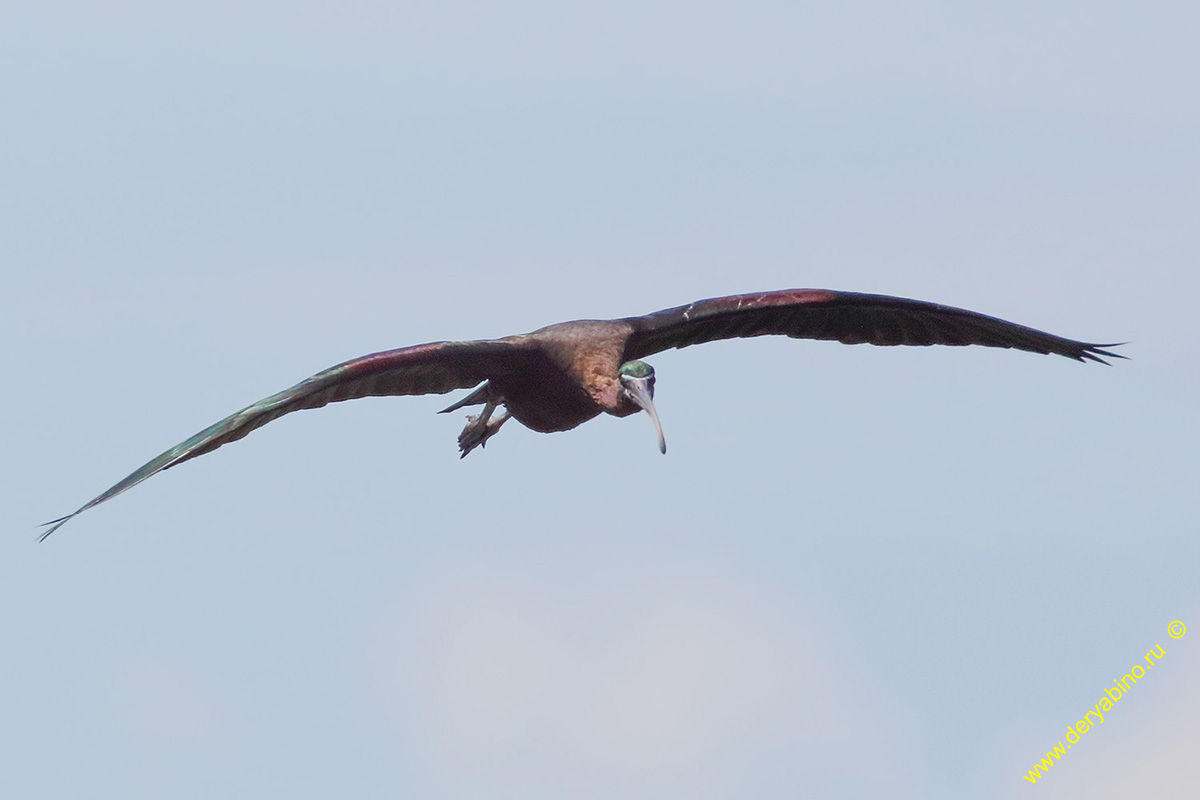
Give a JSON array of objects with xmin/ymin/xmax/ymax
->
[{"xmin": 624, "ymin": 378, "xmax": 667, "ymax": 454}]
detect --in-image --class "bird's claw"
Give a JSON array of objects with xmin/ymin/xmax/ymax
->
[{"xmin": 458, "ymin": 409, "xmax": 509, "ymax": 458}]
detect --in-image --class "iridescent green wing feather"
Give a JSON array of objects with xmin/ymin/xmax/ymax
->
[
  {"xmin": 621, "ymin": 289, "xmax": 1123, "ymax": 363},
  {"xmin": 41, "ymin": 339, "xmax": 530, "ymax": 540}
]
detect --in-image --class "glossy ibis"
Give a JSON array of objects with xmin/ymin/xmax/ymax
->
[{"xmin": 42, "ymin": 288, "xmax": 1121, "ymax": 539}]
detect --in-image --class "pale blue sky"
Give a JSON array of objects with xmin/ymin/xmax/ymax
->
[{"xmin": 3, "ymin": 2, "xmax": 1198, "ymax": 798}]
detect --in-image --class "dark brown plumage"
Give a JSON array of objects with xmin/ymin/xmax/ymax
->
[{"xmin": 41, "ymin": 288, "xmax": 1121, "ymax": 539}]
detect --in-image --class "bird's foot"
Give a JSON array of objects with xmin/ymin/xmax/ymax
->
[{"xmin": 458, "ymin": 408, "xmax": 510, "ymax": 458}]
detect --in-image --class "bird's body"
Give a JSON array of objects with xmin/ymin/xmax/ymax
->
[
  {"xmin": 481, "ymin": 319, "xmax": 638, "ymax": 433},
  {"xmin": 42, "ymin": 288, "xmax": 1122, "ymax": 539}
]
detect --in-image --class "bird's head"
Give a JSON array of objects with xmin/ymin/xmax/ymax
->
[{"xmin": 618, "ymin": 360, "xmax": 666, "ymax": 454}]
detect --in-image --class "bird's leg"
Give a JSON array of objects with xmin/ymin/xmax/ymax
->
[{"xmin": 458, "ymin": 401, "xmax": 510, "ymax": 458}]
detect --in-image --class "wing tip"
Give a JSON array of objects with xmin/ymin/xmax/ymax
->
[
  {"xmin": 1076, "ymin": 342, "xmax": 1128, "ymax": 366},
  {"xmin": 38, "ymin": 513, "xmax": 77, "ymax": 542}
]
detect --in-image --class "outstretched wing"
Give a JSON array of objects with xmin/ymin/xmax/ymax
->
[
  {"xmin": 622, "ymin": 289, "xmax": 1123, "ymax": 364},
  {"xmin": 41, "ymin": 339, "xmax": 530, "ymax": 540}
]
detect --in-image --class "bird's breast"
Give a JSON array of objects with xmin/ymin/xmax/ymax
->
[{"xmin": 490, "ymin": 367, "xmax": 604, "ymax": 433}]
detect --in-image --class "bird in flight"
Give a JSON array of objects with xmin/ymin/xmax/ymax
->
[{"xmin": 42, "ymin": 288, "xmax": 1121, "ymax": 539}]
